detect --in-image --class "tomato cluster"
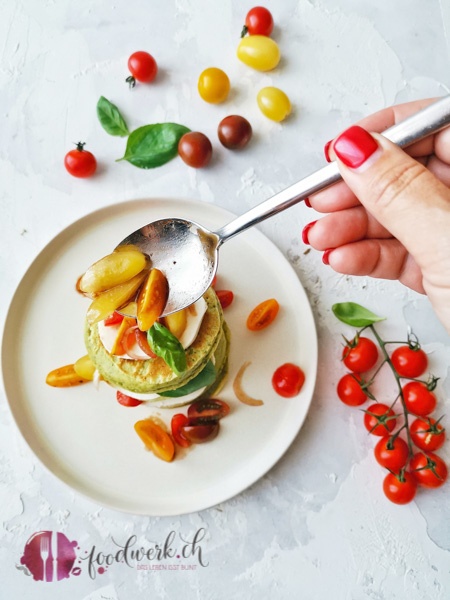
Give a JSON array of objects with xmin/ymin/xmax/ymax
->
[{"xmin": 337, "ymin": 332, "xmax": 447, "ymax": 505}]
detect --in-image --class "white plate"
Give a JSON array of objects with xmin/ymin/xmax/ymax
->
[{"xmin": 1, "ymin": 198, "xmax": 317, "ymax": 516}]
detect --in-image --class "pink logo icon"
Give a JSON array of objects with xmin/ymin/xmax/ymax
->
[{"xmin": 20, "ymin": 531, "xmax": 79, "ymax": 582}]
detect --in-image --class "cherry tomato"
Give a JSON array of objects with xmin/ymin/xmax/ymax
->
[
  {"xmin": 364, "ymin": 403, "xmax": 396, "ymax": 436},
  {"xmin": 402, "ymin": 381, "xmax": 436, "ymax": 416},
  {"xmin": 410, "ymin": 417, "xmax": 445, "ymax": 452},
  {"xmin": 383, "ymin": 472, "xmax": 417, "ymax": 505},
  {"xmin": 116, "ymin": 391, "xmax": 143, "ymax": 407},
  {"xmin": 197, "ymin": 67, "xmax": 230, "ymax": 104},
  {"xmin": 64, "ymin": 142, "xmax": 97, "ymax": 178},
  {"xmin": 171, "ymin": 414, "xmax": 191, "ymax": 448},
  {"xmin": 242, "ymin": 6, "xmax": 274, "ymax": 37},
  {"xmin": 104, "ymin": 311, "xmax": 125, "ymax": 326},
  {"xmin": 336, "ymin": 373, "xmax": 368, "ymax": 406},
  {"xmin": 134, "ymin": 418, "xmax": 175, "ymax": 462},
  {"xmin": 126, "ymin": 51, "xmax": 158, "ymax": 87},
  {"xmin": 342, "ymin": 337, "xmax": 378, "ymax": 373},
  {"xmin": 188, "ymin": 398, "xmax": 230, "ymax": 422},
  {"xmin": 257, "ymin": 86, "xmax": 291, "ymax": 122},
  {"xmin": 391, "ymin": 345, "xmax": 428, "ymax": 378},
  {"xmin": 134, "ymin": 328, "xmax": 157, "ymax": 358},
  {"xmin": 218, "ymin": 115, "xmax": 253, "ymax": 149},
  {"xmin": 237, "ymin": 35, "xmax": 280, "ymax": 71},
  {"xmin": 272, "ymin": 363, "xmax": 305, "ymax": 398},
  {"xmin": 410, "ymin": 451, "xmax": 448, "ymax": 488},
  {"xmin": 374, "ymin": 435, "xmax": 409, "ymax": 472},
  {"xmin": 178, "ymin": 132, "xmax": 212, "ymax": 168},
  {"xmin": 247, "ymin": 298, "xmax": 279, "ymax": 331},
  {"xmin": 180, "ymin": 421, "xmax": 220, "ymax": 443},
  {"xmin": 216, "ymin": 290, "xmax": 234, "ymax": 309}
]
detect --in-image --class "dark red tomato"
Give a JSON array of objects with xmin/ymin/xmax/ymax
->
[
  {"xmin": 116, "ymin": 391, "xmax": 143, "ymax": 407},
  {"xmin": 410, "ymin": 417, "xmax": 445, "ymax": 452},
  {"xmin": 402, "ymin": 381, "xmax": 436, "ymax": 416},
  {"xmin": 188, "ymin": 398, "xmax": 230, "ymax": 423},
  {"xmin": 216, "ymin": 290, "xmax": 234, "ymax": 309},
  {"xmin": 178, "ymin": 132, "xmax": 212, "ymax": 168},
  {"xmin": 134, "ymin": 328, "xmax": 157, "ymax": 358},
  {"xmin": 180, "ymin": 421, "xmax": 220, "ymax": 443},
  {"xmin": 336, "ymin": 373, "xmax": 367, "ymax": 406},
  {"xmin": 342, "ymin": 337, "xmax": 378, "ymax": 373},
  {"xmin": 410, "ymin": 452, "xmax": 448, "ymax": 488},
  {"xmin": 104, "ymin": 311, "xmax": 125, "ymax": 326},
  {"xmin": 218, "ymin": 115, "xmax": 252, "ymax": 149},
  {"xmin": 171, "ymin": 414, "xmax": 191, "ymax": 448},
  {"xmin": 374, "ymin": 435, "xmax": 409, "ymax": 472},
  {"xmin": 64, "ymin": 142, "xmax": 97, "ymax": 178},
  {"xmin": 383, "ymin": 472, "xmax": 417, "ymax": 505},
  {"xmin": 272, "ymin": 363, "xmax": 305, "ymax": 398},
  {"xmin": 243, "ymin": 6, "xmax": 274, "ymax": 37},
  {"xmin": 391, "ymin": 345, "xmax": 428, "ymax": 378},
  {"xmin": 364, "ymin": 403, "xmax": 396, "ymax": 436},
  {"xmin": 127, "ymin": 51, "xmax": 158, "ymax": 86}
]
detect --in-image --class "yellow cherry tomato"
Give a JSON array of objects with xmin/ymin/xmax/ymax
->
[
  {"xmin": 198, "ymin": 67, "xmax": 230, "ymax": 104},
  {"xmin": 237, "ymin": 35, "xmax": 280, "ymax": 71},
  {"xmin": 257, "ymin": 87, "xmax": 291, "ymax": 122}
]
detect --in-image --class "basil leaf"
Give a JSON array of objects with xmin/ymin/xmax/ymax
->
[
  {"xmin": 96, "ymin": 96, "xmax": 130, "ymax": 137},
  {"xmin": 147, "ymin": 322, "xmax": 187, "ymax": 375},
  {"xmin": 118, "ymin": 123, "xmax": 190, "ymax": 168},
  {"xmin": 159, "ymin": 361, "xmax": 216, "ymax": 398},
  {"xmin": 332, "ymin": 302, "xmax": 385, "ymax": 327}
]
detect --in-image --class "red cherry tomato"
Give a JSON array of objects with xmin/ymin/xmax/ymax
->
[
  {"xmin": 391, "ymin": 345, "xmax": 428, "ymax": 378},
  {"xmin": 180, "ymin": 421, "xmax": 220, "ymax": 443},
  {"xmin": 410, "ymin": 452, "xmax": 448, "ymax": 488},
  {"xmin": 383, "ymin": 472, "xmax": 417, "ymax": 505},
  {"xmin": 402, "ymin": 381, "xmax": 436, "ymax": 416},
  {"xmin": 64, "ymin": 142, "xmax": 97, "ymax": 178},
  {"xmin": 216, "ymin": 290, "xmax": 234, "ymax": 309},
  {"xmin": 342, "ymin": 337, "xmax": 378, "ymax": 373},
  {"xmin": 171, "ymin": 414, "xmax": 191, "ymax": 448},
  {"xmin": 374, "ymin": 435, "xmax": 409, "ymax": 472},
  {"xmin": 272, "ymin": 363, "xmax": 305, "ymax": 398},
  {"xmin": 134, "ymin": 329, "xmax": 157, "ymax": 358},
  {"xmin": 217, "ymin": 115, "xmax": 252, "ymax": 149},
  {"xmin": 116, "ymin": 391, "xmax": 143, "ymax": 407},
  {"xmin": 243, "ymin": 6, "xmax": 274, "ymax": 37},
  {"xmin": 127, "ymin": 51, "xmax": 158, "ymax": 87},
  {"xmin": 410, "ymin": 417, "xmax": 445, "ymax": 452},
  {"xmin": 336, "ymin": 373, "xmax": 368, "ymax": 406},
  {"xmin": 178, "ymin": 132, "xmax": 212, "ymax": 168},
  {"xmin": 188, "ymin": 398, "xmax": 230, "ymax": 422},
  {"xmin": 104, "ymin": 311, "xmax": 125, "ymax": 326},
  {"xmin": 364, "ymin": 403, "xmax": 396, "ymax": 436}
]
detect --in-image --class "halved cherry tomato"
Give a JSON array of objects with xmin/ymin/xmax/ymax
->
[
  {"xmin": 410, "ymin": 417, "xmax": 445, "ymax": 452},
  {"xmin": 216, "ymin": 290, "xmax": 234, "ymax": 309},
  {"xmin": 137, "ymin": 268, "xmax": 169, "ymax": 331},
  {"xmin": 410, "ymin": 452, "xmax": 448, "ymax": 488},
  {"xmin": 247, "ymin": 298, "xmax": 279, "ymax": 331},
  {"xmin": 402, "ymin": 381, "xmax": 436, "ymax": 416},
  {"xmin": 135, "ymin": 328, "xmax": 157, "ymax": 358},
  {"xmin": 342, "ymin": 336, "xmax": 378, "ymax": 373},
  {"xmin": 46, "ymin": 364, "xmax": 89, "ymax": 387},
  {"xmin": 180, "ymin": 421, "xmax": 220, "ymax": 444},
  {"xmin": 116, "ymin": 391, "xmax": 143, "ymax": 407},
  {"xmin": 391, "ymin": 345, "xmax": 428, "ymax": 378},
  {"xmin": 272, "ymin": 363, "xmax": 305, "ymax": 397},
  {"xmin": 171, "ymin": 414, "xmax": 191, "ymax": 448},
  {"xmin": 104, "ymin": 311, "xmax": 125, "ymax": 326},
  {"xmin": 188, "ymin": 398, "xmax": 230, "ymax": 422},
  {"xmin": 134, "ymin": 418, "xmax": 175, "ymax": 461},
  {"xmin": 383, "ymin": 472, "xmax": 417, "ymax": 505},
  {"xmin": 374, "ymin": 435, "xmax": 409, "ymax": 472},
  {"xmin": 363, "ymin": 403, "xmax": 396, "ymax": 436}
]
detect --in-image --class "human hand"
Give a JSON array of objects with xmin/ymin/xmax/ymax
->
[{"xmin": 305, "ymin": 98, "xmax": 450, "ymax": 332}]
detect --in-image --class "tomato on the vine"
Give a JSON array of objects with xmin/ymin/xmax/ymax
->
[
  {"xmin": 410, "ymin": 417, "xmax": 445, "ymax": 452},
  {"xmin": 64, "ymin": 142, "xmax": 97, "ymax": 178},
  {"xmin": 198, "ymin": 67, "xmax": 230, "ymax": 104},
  {"xmin": 272, "ymin": 363, "xmax": 305, "ymax": 398},
  {"xmin": 242, "ymin": 6, "xmax": 274, "ymax": 37},
  {"xmin": 178, "ymin": 132, "xmax": 212, "ymax": 168},
  {"xmin": 383, "ymin": 472, "xmax": 417, "ymax": 505},
  {"xmin": 374, "ymin": 435, "xmax": 409, "ymax": 472},
  {"xmin": 364, "ymin": 403, "xmax": 396, "ymax": 436},
  {"xmin": 126, "ymin": 51, "xmax": 158, "ymax": 87},
  {"xmin": 391, "ymin": 345, "xmax": 428, "ymax": 378},
  {"xmin": 342, "ymin": 336, "xmax": 378, "ymax": 373},
  {"xmin": 336, "ymin": 373, "xmax": 368, "ymax": 406},
  {"xmin": 410, "ymin": 452, "xmax": 448, "ymax": 488},
  {"xmin": 402, "ymin": 381, "xmax": 436, "ymax": 416}
]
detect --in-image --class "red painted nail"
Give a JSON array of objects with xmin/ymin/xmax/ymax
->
[
  {"xmin": 304, "ymin": 197, "xmax": 311, "ymax": 208},
  {"xmin": 333, "ymin": 126, "xmax": 378, "ymax": 168},
  {"xmin": 322, "ymin": 248, "xmax": 333, "ymax": 265},
  {"xmin": 301, "ymin": 220, "xmax": 317, "ymax": 244},
  {"xmin": 324, "ymin": 140, "xmax": 332, "ymax": 163}
]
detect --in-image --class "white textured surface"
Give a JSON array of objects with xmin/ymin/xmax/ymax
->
[{"xmin": 1, "ymin": 0, "xmax": 450, "ymax": 597}]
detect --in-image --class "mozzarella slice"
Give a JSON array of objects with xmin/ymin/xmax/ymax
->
[{"xmin": 112, "ymin": 385, "xmax": 207, "ymax": 403}]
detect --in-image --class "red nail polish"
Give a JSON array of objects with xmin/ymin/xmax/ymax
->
[
  {"xmin": 333, "ymin": 126, "xmax": 378, "ymax": 168},
  {"xmin": 322, "ymin": 248, "xmax": 333, "ymax": 265},
  {"xmin": 324, "ymin": 140, "xmax": 332, "ymax": 163},
  {"xmin": 301, "ymin": 220, "xmax": 317, "ymax": 244},
  {"xmin": 304, "ymin": 197, "xmax": 311, "ymax": 208}
]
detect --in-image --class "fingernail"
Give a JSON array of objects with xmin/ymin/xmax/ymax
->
[
  {"xmin": 304, "ymin": 197, "xmax": 311, "ymax": 208},
  {"xmin": 322, "ymin": 248, "xmax": 333, "ymax": 265},
  {"xmin": 301, "ymin": 220, "xmax": 317, "ymax": 244},
  {"xmin": 333, "ymin": 126, "xmax": 378, "ymax": 169},
  {"xmin": 324, "ymin": 140, "xmax": 332, "ymax": 163}
]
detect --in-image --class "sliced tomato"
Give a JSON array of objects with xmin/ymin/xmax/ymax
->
[
  {"xmin": 180, "ymin": 420, "xmax": 220, "ymax": 443},
  {"xmin": 134, "ymin": 418, "xmax": 175, "ymax": 462},
  {"xmin": 247, "ymin": 298, "xmax": 279, "ymax": 331},
  {"xmin": 135, "ymin": 328, "xmax": 157, "ymax": 358},
  {"xmin": 116, "ymin": 391, "xmax": 143, "ymax": 407},
  {"xmin": 104, "ymin": 311, "xmax": 125, "ymax": 326},
  {"xmin": 216, "ymin": 290, "xmax": 234, "ymax": 309},
  {"xmin": 171, "ymin": 414, "xmax": 191, "ymax": 448},
  {"xmin": 188, "ymin": 398, "xmax": 230, "ymax": 422}
]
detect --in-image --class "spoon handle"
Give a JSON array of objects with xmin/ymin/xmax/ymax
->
[{"xmin": 215, "ymin": 95, "xmax": 450, "ymax": 244}]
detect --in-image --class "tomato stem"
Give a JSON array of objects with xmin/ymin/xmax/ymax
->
[{"xmin": 126, "ymin": 75, "xmax": 136, "ymax": 89}]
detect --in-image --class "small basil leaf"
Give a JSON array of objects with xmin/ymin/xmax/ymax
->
[
  {"xmin": 96, "ymin": 96, "xmax": 130, "ymax": 137},
  {"xmin": 147, "ymin": 322, "xmax": 187, "ymax": 375},
  {"xmin": 332, "ymin": 302, "xmax": 385, "ymax": 327},
  {"xmin": 159, "ymin": 361, "xmax": 216, "ymax": 398},
  {"xmin": 118, "ymin": 123, "xmax": 190, "ymax": 168}
]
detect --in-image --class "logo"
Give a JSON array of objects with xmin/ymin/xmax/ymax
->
[{"xmin": 19, "ymin": 531, "xmax": 80, "ymax": 582}]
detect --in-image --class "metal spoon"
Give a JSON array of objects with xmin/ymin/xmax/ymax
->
[{"xmin": 118, "ymin": 95, "xmax": 450, "ymax": 316}]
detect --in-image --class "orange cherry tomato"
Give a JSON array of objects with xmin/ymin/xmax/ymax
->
[
  {"xmin": 246, "ymin": 298, "xmax": 279, "ymax": 331},
  {"xmin": 134, "ymin": 418, "xmax": 175, "ymax": 462}
]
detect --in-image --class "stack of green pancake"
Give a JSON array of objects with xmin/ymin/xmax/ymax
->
[{"xmin": 84, "ymin": 287, "xmax": 230, "ymax": 407}]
